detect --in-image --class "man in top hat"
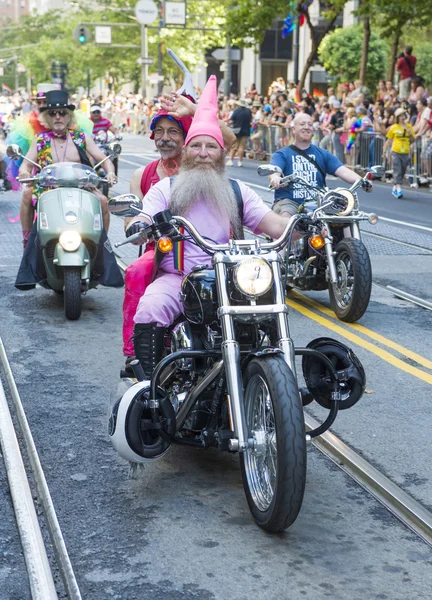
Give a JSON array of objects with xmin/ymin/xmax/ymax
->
[
  {"xmin": 19, "ymin": 90, "xmax": 116, "ymax": 239},
  {"xmin": 121, "ymin": 86, "xmax": 236, "ymax": 367},
  {"xmin": 124, "ymin": 75, "xmax": 292, "ymax": 377}
]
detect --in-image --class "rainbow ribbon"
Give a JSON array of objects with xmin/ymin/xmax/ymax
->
[{"xmin": 173, "ymin": 227, "xmax": 185, "ymax": 271}]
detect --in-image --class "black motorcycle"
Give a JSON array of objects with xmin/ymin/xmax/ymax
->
[
  {"xmin": 107, "ymin": 198, "xmax": 366, "ymax": 532},
  {"xmin": 260, "ymin": 164, "xmax": 383, "ymax": 322}
]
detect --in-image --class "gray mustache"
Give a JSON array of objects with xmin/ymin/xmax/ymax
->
[{"xmin": 156, "ymin": 141, "xmax": 177, "ymax": 149}]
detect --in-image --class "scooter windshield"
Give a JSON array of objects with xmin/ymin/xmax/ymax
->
[{"xmin": 38, "ymin": 162, "xmax": 100, "ymax": 189}]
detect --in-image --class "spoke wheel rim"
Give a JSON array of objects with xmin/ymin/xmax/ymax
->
[
  {"xmin": 333, "ymin": 251, "xmax": 354, "ymax": 309},
  {"xmin": 243, "ymin": 374, "xmax": 277, "ymax": 512}
]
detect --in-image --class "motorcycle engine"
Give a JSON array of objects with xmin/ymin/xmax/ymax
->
[{"xmin": 170, "ymin": 321, "xmax": 195, "ymax": 370}]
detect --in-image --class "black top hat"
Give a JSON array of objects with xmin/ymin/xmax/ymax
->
[{"xmin": 39, "ymin": 90, "xmax": 76, "ymax": 112}]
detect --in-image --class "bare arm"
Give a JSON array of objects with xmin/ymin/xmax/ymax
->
[
  {"xmin": 256, "ymin": 211, "xmax": 290, "ymax": 239},
  {"xmin": 334, "ymin": 165, "xmax": 361, "ymax": 185},
  {"xmin": 19, "ymin": 138, "xmax": 38, "ymax": 177},
  {"xmin": 159, "ymin": 92, "xmax": 236, "ymax": 150}
]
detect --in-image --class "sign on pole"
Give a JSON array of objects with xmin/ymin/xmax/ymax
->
[
  {"xmin": 135, "ymin": 0, "xmax": 158, "ymax": 25},
  {"xmin": 165, "ymin": 2, "xmax": 186, "ymax": 25},
  {"xmin": 95, "ymin": 26, "xmax": 112, "ymax": 44},
  {"xmin": 211, "ymin": 48, "xmax": 241, "ymax": 62},
  {"xmin": 137, "ymin": 57, "xmax": 154, "ymax": 65}
]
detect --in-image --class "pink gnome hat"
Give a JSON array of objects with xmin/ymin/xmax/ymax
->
[{"xmin": 185, "ymin": 75, "xmax": 223, "ymax": 148}]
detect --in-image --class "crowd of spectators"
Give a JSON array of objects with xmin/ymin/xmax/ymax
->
[
  {"xmin": 217, "ymin": 76, "xmax": 432, "ymax": 183},
  {"xmin": 1, "ymin": 66, "xmax": 431, "ymax": 185}
]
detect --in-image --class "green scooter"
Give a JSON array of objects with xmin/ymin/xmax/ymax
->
[{"xmin": 8, "ymin": 144, "xmax": 123, "ymax": 320}]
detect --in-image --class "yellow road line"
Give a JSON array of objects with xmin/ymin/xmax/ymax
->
[
  {"xmin": 287, "ymin": 298, "xmax": 432, "ymax": 386},
  {"xmin": 291, "ymin": 290, "xmax": 432, "ymax": 371}
]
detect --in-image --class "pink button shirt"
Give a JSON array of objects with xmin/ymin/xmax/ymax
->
[{"xmin": 143, "ymin": 178, "xmax": 271, "ymax": 274}]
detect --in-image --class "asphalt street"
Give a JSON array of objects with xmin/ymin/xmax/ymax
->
[{"xmin": 0, "ymin": 135, "xmax": 431, "ymax": 599}]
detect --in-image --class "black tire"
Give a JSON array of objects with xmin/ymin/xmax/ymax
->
[
  {"xmin": 63, "ymin": 267, "xmax": 82, "ymax": 320},
  {"xmin": 328, "ymin": 237, "xmax": 372, "ymax": 322},
  {"xmin": 240, "ymin": 356, "xmax": 306, "ymax": 532}
]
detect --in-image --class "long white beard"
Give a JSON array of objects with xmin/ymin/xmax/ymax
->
[{"xmin": 169, "ymin": 168, "xmax": 242, "ymax": 238}]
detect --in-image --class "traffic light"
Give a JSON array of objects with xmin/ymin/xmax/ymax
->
[{"xmin": 73, "ymin": 25, "xmax": 91, "ymax": 44}]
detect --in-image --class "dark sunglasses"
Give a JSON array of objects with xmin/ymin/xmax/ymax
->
[
  {"xmin": 48, "ymin": 109, "xmax": 68, "ymax": 117},
  {"xmin": 91, "ymin": 110, "xmax": 101, "ymax": 114}
]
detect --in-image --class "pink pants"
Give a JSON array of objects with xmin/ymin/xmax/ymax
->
[
  {"xmin": 134, "ymin": 271, "xmax": 183, "ymax": 327},
  {"xmin": 122, "ymin": 247, "xmax": 155, "ymax": 356}
]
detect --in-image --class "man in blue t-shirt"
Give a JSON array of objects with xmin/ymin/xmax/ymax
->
[{"xmin": 269, "ymin": 113, "xmax": 363, "ymax": 218}]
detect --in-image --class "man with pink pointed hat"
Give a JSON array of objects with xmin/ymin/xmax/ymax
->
[
  {"xmin": 129, "ymin": 75, "xmax": 291, "ymax": 378},
  {"xmin": 121, "ymin": 52, "xmax": 236, "ymax": 369}
]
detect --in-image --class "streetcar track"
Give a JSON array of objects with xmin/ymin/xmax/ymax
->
[
  {"xmin": 114, "ymin": 256, "xmax": 432, "ymax": 548},
  {"xmin": 361, "ymin": 229, "xmax": 432, "ymax": 253},
  {"xmin": 0, "ymin": 339, "xmax": 82, "ymax": 600}
]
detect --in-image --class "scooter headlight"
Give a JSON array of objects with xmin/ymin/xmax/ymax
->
[
  {"xmin": 233, "ymin": 257, "xmax": 273, "ymax": 297},
  {"xmin": 59, "ymin": 230, "xmax": 82, "ymax": 252}
]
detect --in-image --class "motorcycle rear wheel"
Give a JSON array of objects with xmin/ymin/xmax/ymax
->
[
  {"xmin": 63, "ymin": 267, "xmax": 82, "ymax": 320},
  {"xmin": 328, "ymin": 238, "xmax": 372, "ymax": 322},
  {"xmin": 240, "ymin": 356, "xmax": 306, "ymax": 532}
]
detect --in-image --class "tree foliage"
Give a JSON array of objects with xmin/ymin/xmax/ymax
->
[
  {"xmin": 318, "ymin": 25, "xmax": 388, "ymax": 88},
  {"xmin": 0, "ymin": 0, "xmax": 227, "ymax": 93}
]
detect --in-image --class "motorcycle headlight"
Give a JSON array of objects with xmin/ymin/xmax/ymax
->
[
  {"xmin": 324, "ymin": 188, "xmax": 355, "ymax": 217},
  {"xmin": 233, "ymin": 257, "xmax": 273, "ymax": 297},
  {"xmin": 59, "ymin": 230, "xmax": 82, "ymax": 252}
]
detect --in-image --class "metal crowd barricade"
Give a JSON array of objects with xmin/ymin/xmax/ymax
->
[
  {"xmin": 265, "ymin": 125, "xmax": 292, "ymax": 154},
  {"xmin": 408, "ymin": 137, "xmax": 432, "ymax": 187}
]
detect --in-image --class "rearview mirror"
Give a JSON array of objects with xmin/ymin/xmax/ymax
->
[
  {"xmin": 369, "ymin": 165, "xmax": 385, "ymax": 179},
  {"xmin": 108, "ymin": 194, "xmax": 142, "ymax": 216},
  {"xmin": 6, "ymin": 144, "xmax": 23, "ymax": 160},
  {"xmin": 109, "ymin": 143, "xmax": 122, "ymax": 157},
  {"xmin": 257, "ymin": 164, "xmax": 283, "ymax": 176}
]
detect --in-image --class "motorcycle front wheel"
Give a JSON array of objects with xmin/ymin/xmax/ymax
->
[
  {"xmin": 63, "ymin": 267, "xmax": 82, "ymax": 320},
  {"xmin": 240, "ymin": 356, "xmax": 306, "ymax": 532},
  {"xmin": 328, "ymin": 238, "xmax": 372, "ymax": 322}
]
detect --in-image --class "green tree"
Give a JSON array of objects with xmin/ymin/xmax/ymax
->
[
  {"xmin": 0, "ymin": 1, "xmax": 227, "ymax": 94},
  {"xmin": 225, "ymin": 0, "xmax": 348, "ymax": 93},
  {"xmin": 318, "ymin": 25, "xmax": 388, "ymax": 88}
]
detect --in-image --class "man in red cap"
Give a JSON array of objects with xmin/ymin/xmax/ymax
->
[
  {"xmin": 121, "ymin": 95, "xmax": 235, "ymax": 365},
  {"xmin": 125, "ymin": 76, "xmax": 292, "ymax": 378}
]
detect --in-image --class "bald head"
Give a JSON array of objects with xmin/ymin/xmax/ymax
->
[{"xmin": 291, "ymin": 112, "xmax": 314, "ymax": 147}]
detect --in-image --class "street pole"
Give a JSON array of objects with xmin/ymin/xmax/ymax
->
[
  {"xmin": 141, "ymin": 24, "xmax": 148, "ymax": 99},
  {"xmin": 157, "ymin": 0, "xmax": 163, "ymax": 96},
  {"xmin": 293, "ymin": 23, "xmax": 300, "ymax": 84},
  {"xmin": 87, "ymin": 68, "xmax": 91, "ymax": 97},
  {"xmin": 224, "ymin": 39, "xmax": 232, "ymax": 97}
]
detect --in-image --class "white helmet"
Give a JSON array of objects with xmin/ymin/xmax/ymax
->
[{"xmin": 108, "ymin": 379, "xmax": 170, "ymax": 463}]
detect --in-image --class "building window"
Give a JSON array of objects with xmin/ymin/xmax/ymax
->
[{"xmin": 259, "ymin": 20, "xmax": 293, "ymax": 61}]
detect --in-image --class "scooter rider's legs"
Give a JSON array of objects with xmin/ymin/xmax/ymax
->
[
  {"xmin": 19, "ymin": 186, "xmax": 35, "ymax": 249},
  {"xmin": 90, "ymin": 187, "xmax": 111, "ymax": 231}
]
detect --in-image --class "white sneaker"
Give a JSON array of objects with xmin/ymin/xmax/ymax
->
[
  {"xmin": 226, "ymin": 159, "xmax": 233, "ymax": 167},
  {"xmin": 237, "ymin": 161, "xmax": 243, "ymax": 167}
]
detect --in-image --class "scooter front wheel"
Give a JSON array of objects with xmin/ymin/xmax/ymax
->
[{"xmin": 63, "ymin": 267, "xmax": 82, "ymax": 320}]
